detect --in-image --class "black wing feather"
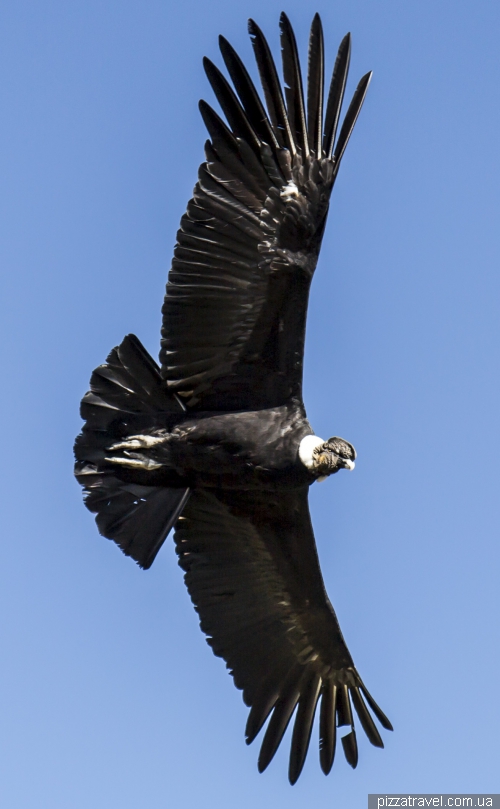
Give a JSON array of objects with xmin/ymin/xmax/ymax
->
[
  {"xmin": 174, "ymin": 488, "xmax": 391, "ymax": 782},
  {"xmin": 203, "ymin": 57, "xmax": 261, "ymax": 152},
  {"xmin": 360, "ymin": 683, "xmax": 394, "ymax": 731},
  {"xmin": 248, "ymin": 18, "xmax": 296, "ymax": 154},
  {"xmin": 245, "ymin": 677, "xmax": 282, "ymax": 745},
  {"xmin": 288, "ymin": 671, "xmax": 322, "ymax": 784},
  {"xmin": 323, "ymin": 33, "xmax": 351, "ymax": 157},
  {"xmin": 258, "ymin": 668, "xmax": 304, "ymax": 773},
  {"xmin": 307, "ymin": 13, "xmax": 325, "ymax": 155},
  {"xmin": 280, "ymin": 12, "xmax": 309, "ymax": 157},
  {"xmin": 341, "ymin": 730, "xmax": 359, "ymax": 769},
  {"xmin": 319, "ymin": 681, "xmax": 337, "ymax": 774},
  {"xmin": 351, "ymin": 687, "xmax": 384, "ymax": 748},
  {"xmin": 205, "ymin": 150, "xmax": 267, "ymax": 208},
  {"xmin": 198, "ymin": 99, "xmax": 243, "ymax": 165},
  {"xmin": 161, "ymin": 15, "xmax": 372, "ymax": 412},
  {"xmin": 337, "ymin": 683, "xmax": 354, "ymax": 727},
  {"xmin": 333, "ymin": 71, "xmax": 372, "ymax": 171},
  {"xmin": 219, "ymin": 34, "xmax": 280, "ymax": 151}
]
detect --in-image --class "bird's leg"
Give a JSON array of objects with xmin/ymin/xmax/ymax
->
[{"xmin": 105, "ymin": 431, "xmax": 169, "ymax": 470}]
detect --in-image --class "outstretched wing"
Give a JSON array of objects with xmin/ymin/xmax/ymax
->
[
  {"xmin": 160, "ymin": 14, "xmax": 371, "ymax": 411},
  {"xmin": 174, "ymin": 487, "xmax": 392, "ymax": 784}
]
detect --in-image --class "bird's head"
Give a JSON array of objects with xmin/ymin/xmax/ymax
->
[{"xmin": 299, "ymin": 435, "xmax": 356, "ymax": 481}]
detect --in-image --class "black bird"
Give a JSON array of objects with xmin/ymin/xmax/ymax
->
[{"xmin": 74, "ymin": 13, "xmax": 393, "ymax": 784}]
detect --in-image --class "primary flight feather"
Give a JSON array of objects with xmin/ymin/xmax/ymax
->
[{"xmin": 74, "ymin": 12, "xmax": 392, "ymax": 784}]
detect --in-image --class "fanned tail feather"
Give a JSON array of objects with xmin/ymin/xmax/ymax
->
[{"xmin": 74, "ymin": 335, "xmax": 190, "ymax": 569}]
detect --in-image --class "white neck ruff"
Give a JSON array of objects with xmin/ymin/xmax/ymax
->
[{"xmin": 298, "ymin": 434, "xmax": 325, "ymax": 469}]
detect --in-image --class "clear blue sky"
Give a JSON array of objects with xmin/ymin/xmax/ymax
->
[{"xmin": 1, "ymin": 1, "xmax": 499, "ymax": 806}]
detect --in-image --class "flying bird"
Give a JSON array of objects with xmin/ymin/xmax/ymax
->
[{"xmin": 74, "ymin": 12, "xmax": 393, "ymax": 784}]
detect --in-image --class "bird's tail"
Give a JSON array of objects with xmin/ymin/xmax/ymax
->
[{"xmin": 74, "ymin": 334, "xmax": 190, "ymax": 569}]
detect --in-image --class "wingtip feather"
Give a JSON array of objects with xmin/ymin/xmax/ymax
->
[
  {"xmin": 307, "ymin": 12, "xmax": 325, "ymax": 155},
  {"xmin": 323, "ymin": 32, "xmax": 351, "ymax": 156},
  {"xmin": 258, "ymin": 690, "xmax": 300, "ymax": 773},
  {"xmin": 341, "ymin": 729, "xmax": 358, "ymax": 768},
  {"xmin": 351, "ymin": 686, "xmax": 384, "ymax": 748},
  {"xmin": 333, "ymin": 70, "xmax": 372, "ymax": 170},
  {"xmin": 245, "ymin": 686, "xmax": 280, "ymax": 745},
  {"xmin": 279, "ymin": 10, "xmax": 308, "ymax": 156},
  {"xmin": 288, "ymin": 673, "xmax": 322, "ymax": 785},
  {"xmin": 319, "ymin": 681, "xmax": 337, "ymax": 775},
  {"xmin": 360, "ymin": 683, "xmax": 393, "ymax": 731},
  {"xmin": 247, "ymin": 16, "xmax": 295, "ymax": 154},
  {"xmin": 219, "ymin": 30, "xmax": 280, "ymax": 151}
]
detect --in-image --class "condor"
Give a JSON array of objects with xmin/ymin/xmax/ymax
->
[{"xmin": 74, "ymin": 12, "xmax": 392, "ymax": 784}]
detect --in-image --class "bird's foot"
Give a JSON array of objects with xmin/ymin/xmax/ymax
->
[
  {"xmin": 105, "ymin": 434, "xmax": 166, "ymax": 470},
  {"xmin": 109, "ymin": 434, "xmax": 164, "ymax": 451}
]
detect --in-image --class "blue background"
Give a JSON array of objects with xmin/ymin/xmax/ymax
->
[{"xmin": 0, "ymin": 0, "xmax": 499, "ymax": 805}]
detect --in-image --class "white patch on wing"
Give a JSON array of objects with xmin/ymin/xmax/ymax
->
[
  {"xmin": 344, "ymin": 459, "xmax": 355, "ymax": 471},
  {"xmin": 298, "ymin": 435, "xmax": 324, "ymax": 469},
  {"xmin": 280, "ymin": 181, "xmax": 299, "ymax": 201}
]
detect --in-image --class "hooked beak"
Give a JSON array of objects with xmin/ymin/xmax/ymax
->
[{"xmin": 315, "ymin": 452, "xmax": 355, "ymax": 474}]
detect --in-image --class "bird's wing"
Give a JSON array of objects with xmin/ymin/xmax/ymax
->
[
  {"xmin": 174, "ymin": 487, "xmax": 392, "ymax": 783},
  {"xmin": 160, "ymin": 14, "xmax": 371, "ymax": 410}
]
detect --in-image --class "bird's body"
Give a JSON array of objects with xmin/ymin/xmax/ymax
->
[
  {"xmin": 107, "ymin": 403, "xmax": 314, "ymax": 489},
  {"xmin": 74, "ymin": 13, "xmax": 393, "ymax": 784}
]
